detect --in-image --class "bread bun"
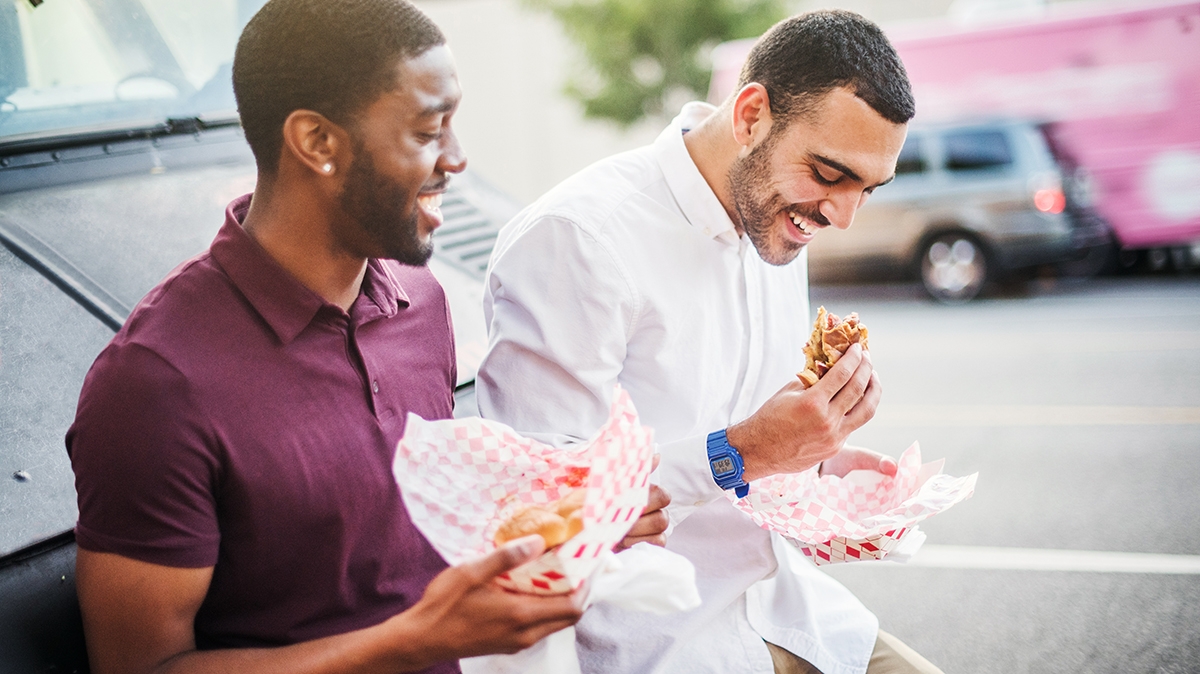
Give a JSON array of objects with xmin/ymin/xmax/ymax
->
[
  {"xmin": 555, "ymin": 488, "xmax": 586, "ymax": 518},
  {"xmin": 494, "ymin": 488, "xmax": 587, "ymax": 550},
  {"xmin": 494, "ymin": 506, "xmax": 570, "ymax": 548}
]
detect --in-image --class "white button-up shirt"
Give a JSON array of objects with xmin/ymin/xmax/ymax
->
[{"xmin": 477, "ymin": 109, "xmax": 878, "ymax": 674}]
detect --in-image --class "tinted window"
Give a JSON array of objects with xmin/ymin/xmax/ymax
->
[
  {"xmin": 0, "ymin": 245, "xmax": 113, "ymax": 557},
  {"xmin": 944, "ymin": 131, "xmax": 1013, "ymax": 171},
  {"xmin": 895, "ymin": 137, "xmax": 927, "ymax": 175}
]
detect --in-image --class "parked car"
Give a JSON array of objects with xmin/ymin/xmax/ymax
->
[
  {"xmin": 803, "ymin": 119, "xmax": 1110, "ymax": 301},
  {"xmin": 0, "ymin": 1, "xmax": 508, "ymax": 668}
]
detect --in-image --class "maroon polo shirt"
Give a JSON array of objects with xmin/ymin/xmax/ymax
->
[{"xmin": 68, "ymin": 195, "xmax": 458, "ymax": 671}]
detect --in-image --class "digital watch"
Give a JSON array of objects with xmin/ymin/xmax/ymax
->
[{"xmin": 706, "ymin": 429, "xmax": 749, "ymax": 498}]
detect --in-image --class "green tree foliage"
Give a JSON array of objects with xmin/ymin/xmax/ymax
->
[{"xmin": 526, "ymin": 0, "xmax": 786, "ymax": 126}]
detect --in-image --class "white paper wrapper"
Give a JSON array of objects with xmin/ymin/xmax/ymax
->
[
  {"xmin": 395, "ymin": 388, "xmax": 701, "ymax": 674},
  {"xmin": 731, "ymin": 442, "xmax": 977, "ymax": 565},
  {"xmin": 393, "ymin": 387, "xmax": 657, "ymax": 593},
  {"xmin": 460, "ymin": 543, "xmax": 701, "ymax": 674}
]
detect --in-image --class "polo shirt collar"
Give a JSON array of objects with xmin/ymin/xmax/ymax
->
[
  {"xmin": 211, "ymin": 194, "xmax": 410, "ymax": 345},
  {"xmin": 653, "ymin": 105, "xmax": 739, "ymax": 245}
]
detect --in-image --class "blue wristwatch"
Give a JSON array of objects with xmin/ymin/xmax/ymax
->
[{"xmin": 707, "ymin": 429, "xmax": 750, "ymax": 498}]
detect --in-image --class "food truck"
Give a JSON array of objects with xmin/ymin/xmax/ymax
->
[{"xmin": 709, "ymin": 0, "xmax": 1200, "ymax": 270}]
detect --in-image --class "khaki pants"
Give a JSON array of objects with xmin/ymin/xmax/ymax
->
[{"xmin": 766, "ymin": 630, "xmax": 944, "ymax": 674}]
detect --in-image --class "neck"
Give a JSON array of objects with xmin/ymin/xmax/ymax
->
[
  {"xmin": 241, "ymin": 174, "xmax": 368, "ymax": 312},
  {"xmin": 682, "ymin": 104, "xmax": 745, "ymax": 234}
]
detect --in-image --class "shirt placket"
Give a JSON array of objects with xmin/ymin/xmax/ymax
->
[
  {"xmin": 345, "ymin": 319, "xmax": 382, "ymax": 418},
  {"xmin": 731, "ymin": 245, "xmax": 765, "ymax": 423}
]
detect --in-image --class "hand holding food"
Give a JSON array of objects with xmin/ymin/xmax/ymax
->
[{"xmin": 798, "ymin": 306, "xmax": 869, "ymax": 388}]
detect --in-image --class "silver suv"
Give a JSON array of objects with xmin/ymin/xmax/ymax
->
[{"xmin": 807, "ymin": 119, "xmax": 1109, "ymax": 301}]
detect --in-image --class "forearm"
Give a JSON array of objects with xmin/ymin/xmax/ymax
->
[{"xmin": 118, "ymin": 614, "xmax": 436, "ymax": 674}]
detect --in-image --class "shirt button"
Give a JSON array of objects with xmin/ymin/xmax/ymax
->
[
  {"xmin": 694, "ymin": 500, "xmax": 706, "ymax": 507},
  {"xmin": 372, "ymin": 380, "xmax": 380, "ymax": 394}
]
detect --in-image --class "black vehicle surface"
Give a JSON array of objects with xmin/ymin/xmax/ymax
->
[{"xmin": 0, "ymin": 1, "xmax": 509, "ymax": 668}]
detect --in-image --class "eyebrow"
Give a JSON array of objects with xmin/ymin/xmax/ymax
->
[
  {"xmin": 812, "ymin": 153, "xmax": 894, "ymax": 189},
  {"xmin": 419, "ymin": 98, "xmax": 458, "ymax": 117}
]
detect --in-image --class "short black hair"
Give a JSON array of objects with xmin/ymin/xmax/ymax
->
[
  {"xmin": 233, "ymin": 0, "xmax": 445, "ymax": 174},
  {"xmin": 738, "ymin": 10, "xmax": 914, "ymax": 126}
]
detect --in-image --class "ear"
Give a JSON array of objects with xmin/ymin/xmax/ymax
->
[
  {"xmin": 280, "ymin": 110, "xmax": 351, "ymax": 178},
  {"xmin": 730, "ymin": 83, "xmax": 773, "ymax": 157}
]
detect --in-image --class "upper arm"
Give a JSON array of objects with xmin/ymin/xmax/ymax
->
[
  {"xmin": 76, "ymin": 548, "xmax": 213, "ymax": 674},
  {"xmin": 478, "ymin": 215, "xmax": 638, "ymax": 441}
]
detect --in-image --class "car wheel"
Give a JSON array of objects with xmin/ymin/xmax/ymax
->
[{"xmin": 920, "ymin": 233, "xmax": 988, "ymax": 302}]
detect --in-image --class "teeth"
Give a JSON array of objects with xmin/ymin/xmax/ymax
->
[
  {"xmin": 418, "ymin": 193, "xmax": 443, "ymax": 211},
  {"xmin": 788, "ymin": 211, "xmax": 811, "ymax": 234}
]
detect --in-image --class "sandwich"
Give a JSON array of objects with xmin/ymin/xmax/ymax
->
[
  {"xmin": 493, "ymin": 488, "xmax": 585, "ymax": 549},
  {"xmin": 797, "ymin": 306, "xmax": 869, "ymax": 388}
]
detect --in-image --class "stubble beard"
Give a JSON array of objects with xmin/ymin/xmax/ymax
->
[
  {"xmin": 728, "ymin": 132, "xmax": 824, "ymax": 267},
  {"xmin": 338, "ymin": 140, "xmax": 434, "ymax": 267}
]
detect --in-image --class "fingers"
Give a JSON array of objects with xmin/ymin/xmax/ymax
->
[
  {"xmin": 621, "ymin": 510, "xmax": 669, "ymax": 542},
  {"xmin": 615, "ymin": 533, "xmax": 667, "ymax": 551},
  {"xmin": 840, "ymin": 368, "xmax": 881, "ymax": 431},
  {"xmin": 820, "ymin": 445, "xmax": 898, "ymax": 479},
  {"xmin": 814, "ymin": 343, "xmax": 865, "ymax": 399},
  {"xmin": 644, "ymin": 484, "xmax": 670, "ymax": 513},
  {"xmin": 616, "ymin": 484, "xmax": 670, "ymax": 550},
  {"xmin": 878, "ymin": 454, "xmax": 898, "ymax": 477},
  {"xmin": 828, "ymin": 348, "xmax": 875, "ymax": 418},
  {"xmin": 462, "ymin": 535, "xmax": 545, "ymax": 583}
]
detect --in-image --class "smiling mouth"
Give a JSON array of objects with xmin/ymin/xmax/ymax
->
[
  {"xmin": 417, "ymin": 192, "xmax": 443, "ymax": 214},
  {"xmin": 788, "ymin": 210, "xmax": 818, "ymax": 235}
]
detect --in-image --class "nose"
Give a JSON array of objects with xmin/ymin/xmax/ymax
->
[
  {"xmin": 438, "ymin": 128, "xmax": 467, "ymax": 175},
  {"xmin": 820, "ymin": 189, "xmax": 860, "ymax": 230}
]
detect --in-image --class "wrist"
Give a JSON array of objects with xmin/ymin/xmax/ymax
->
[
  {"xmin": 376, "ymin": 610, "xmax": 440, "ymax": 672},
  {"xmin": 707, "ymin": 429, "xmax": 749, "ymax": 498},
  {"xmin": 724, "ymin": 422, "xmax": 764, "ymax": 482}
]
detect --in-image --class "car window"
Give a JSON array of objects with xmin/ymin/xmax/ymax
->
[
  {"xmin": 0, "ymin": 244, "xmax": 114, "ymax": 557},
  {"xmin": 943, "ymin": 130, "xmax": 1013, "ymax": 171},
  {"xmin": 895, "ymin": 136, "xmax": 927, "ymax": 175},
  {"xmin": 0, "ymin": 0, "xmax": 265, "ymax": 141}
]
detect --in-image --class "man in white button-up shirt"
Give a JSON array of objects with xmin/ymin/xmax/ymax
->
[{"xmin": 478, "ymin": 11, "xmax": 943, "ymax": 674}]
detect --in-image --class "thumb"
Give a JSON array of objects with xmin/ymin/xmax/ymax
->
[{"xmin": 464, "ymin": 535, "xmax": 546, "ymax": 582}]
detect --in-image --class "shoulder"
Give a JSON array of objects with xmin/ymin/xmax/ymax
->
[{"xmin": 518, "ymin": 145, "xmax": 670, "ymax": 237}]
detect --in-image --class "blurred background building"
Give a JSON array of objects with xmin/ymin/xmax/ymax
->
[{"xmin": 413, "ymin": 0, "xmax": 1117, "ymax": 203}]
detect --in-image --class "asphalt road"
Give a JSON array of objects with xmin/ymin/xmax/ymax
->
[{"xmin": 808, "ymin": 274, "xmax": 1200, "ymax": 674}]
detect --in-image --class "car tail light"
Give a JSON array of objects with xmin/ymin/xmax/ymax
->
[{"xmin": 1033, "ymin": 188, "xmax": 1066, "ymax": 214}]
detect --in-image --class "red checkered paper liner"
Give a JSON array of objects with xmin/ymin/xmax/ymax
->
[
  {"xmin": 393, "ymin": 387, "xmax": 655, "ymax": 594},
  {"xmin": 730, "ymin": 442, "xmax": 977, "ymax": 566}
]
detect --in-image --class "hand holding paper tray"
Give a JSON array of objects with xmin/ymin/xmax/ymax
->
[
  {"xmin": 394, "ymin": 388, "xmax": 700, "ymax": 673},
  {"xmin": 731, "ymin": 442, "xmax": 977, "ymax": 565}
]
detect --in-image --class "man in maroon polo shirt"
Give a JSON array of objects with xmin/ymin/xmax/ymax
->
[{"xmin": 64, "ymin": 0, "xmax": 659, "ymax": 672}]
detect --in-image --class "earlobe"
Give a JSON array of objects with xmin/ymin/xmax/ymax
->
[{"xmin": 281, "ymin": 109, "xmax": 345, "ymax": 177}]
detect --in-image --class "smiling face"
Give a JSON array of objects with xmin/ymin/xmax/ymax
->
[
  {"xmin": 728, "ymin": 87, "xmax": 907, "ymax": 266},
  {"xmin": 337, "ymin": 44, "xmax": 465, "ymax": 265}
]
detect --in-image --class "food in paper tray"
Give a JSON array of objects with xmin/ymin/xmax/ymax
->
[
  {"xmin": 731, "ymin": 442, "xmax": 977, "ymax": 566},
  {"xmin": 393, "ymin": 388, "xmax": 656, "ymax": 595},
  {"xmin": 798, "ymin": 306, "xmax": 868, "ymax": 388},
  {"xmin": 494, "ymin": 489, "xmax": 586, "ymax": 549}
]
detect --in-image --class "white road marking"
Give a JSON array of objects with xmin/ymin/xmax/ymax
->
[
  {"xmin": 905, "ymin": 545, "xmax": 1200, "ymax": 574},
  {"xmin": 875, "ymin": 331, "xmax": 1200, "ymax": 354},
  {"xmin": 873, "ymin": 405, "xmax": 1200, "ymax": 426}
]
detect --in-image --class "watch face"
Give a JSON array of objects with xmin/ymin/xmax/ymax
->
[{"xmin": 711, "ymin": 456, "xmax": 735, "ymax": 476}]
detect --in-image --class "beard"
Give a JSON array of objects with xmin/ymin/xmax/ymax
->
[
  {"xmin": 338, "ymin": 139, "xmax": 434, "ymax": 267},
  {"xmin": 727, "ymin": 132, "xmax": 829, "ymax": 267}
]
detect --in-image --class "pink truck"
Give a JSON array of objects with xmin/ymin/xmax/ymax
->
[{"xmin": 710, "ymin": 0, "xmax": 1200, "ymax": 270}]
